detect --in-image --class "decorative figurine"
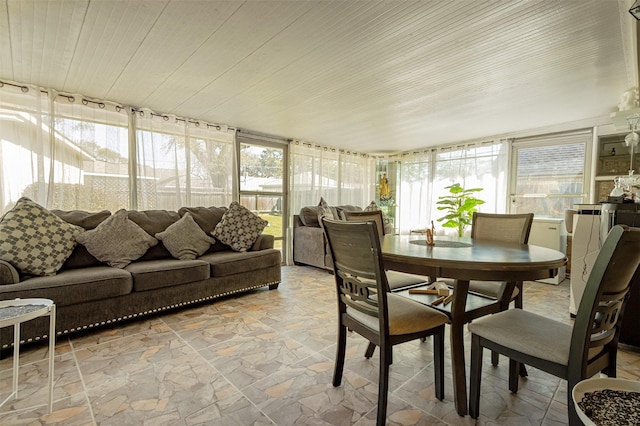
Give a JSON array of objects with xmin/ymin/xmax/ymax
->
[
  {"xmin": 425, "ymin": 220, "xmax": 435, "ymax": 245},
  {"xmin": 379, "ymin": 173, "xmax": 390, "ymax": 198}
]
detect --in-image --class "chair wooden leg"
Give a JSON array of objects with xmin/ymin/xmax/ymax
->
[
  {"xmin": 434, "ymin": 326, "xmax": 445, "ymax": 401},
  {"xmin": 491, "ymin": 350, "xmax": 499, "ymax": 366},
  {"xmin": 491, "ymin": 351, "xmax": 528, "ymax": 376},
  {"xmin": 333, "ymin": 324, "xmax": 347, "ymax": 387},
  {"xmin": 508, "ymin": 359, "xmax": 519, "ymax": 393},
  {"xmin": 469, "ymin": 334, "xmax": 483, "ymax": 419},
  {"xmin": 365, "ymin": 342, "xmax": 376, "ymax": 359},
  {"xmin": 377, "ymin": 345, "xmax": 391, "ymax": 426},
  {"xmin": 519, "ymin": 363, "xmax": 528, "ymax": 377},
  {"xmin": 603, "ymin": 348, "xmax": 617, "ymax": 377},
  {"xmin": 515, "ymin": 282, "xmax": 523, "ymax": 309}
]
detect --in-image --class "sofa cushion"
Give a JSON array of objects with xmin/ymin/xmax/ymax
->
[
  {"xmin": 51, "ymin": 209, "xmax": 111, "ymax": 230},
  {"xmin": 178, "ymin": 206, "xmax": 227, "ymax": 235},
  {"xmin": 0, "ymin": 197, "xmax": 83, "ymax": 276},
  {"xmin": 0, "ymin": 266, "xmax": 132, "ymax": 306},
  {"xmin": 212, "ymin": 202, "xmax": 268, "ymax": 252},
  {"xmin": 155, "ymin": 212, "xmax": 215, "ymax": 260},
  {"xmin": 52, "ymin": 209, "xmax": 112, "ymax": 270},
  {"xmin": 128, "ymin": 210, "xmax": 180, "ymax": 260},
  {"xmin": 125, "ymin": 259, "xmax": 210, "ymax": 291},
  {"xmin": 198, "ymin": 249, "xmax": 281, "ymax": 277},
  {"xmin": 76, "ymin": 209, "xmax": 158, "ymax": 268}
]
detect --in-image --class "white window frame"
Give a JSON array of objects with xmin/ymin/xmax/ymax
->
[{"xmin": 509, "ymin": 129, "xmax": 594, "ymax": 218}]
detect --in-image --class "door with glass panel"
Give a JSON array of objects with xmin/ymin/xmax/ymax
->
[
  {"xmin": 238, "ymin": 139, "xmax": 287, "ymax": 261},
  {"xmin": 510, "ymin": 131, "xmax": 592, "ymax": 218}
]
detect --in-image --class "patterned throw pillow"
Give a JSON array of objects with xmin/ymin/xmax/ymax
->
[
  {"xmin": 0, "ymin": 197, "xmax": 83, "ymax": 276},
  {"xmin": 155, "ymin": 212, "xmax": 215, "ymax": 260},
  {"xmin": 76, "ymin": 209, "xmax": 158, "ymax": 268},
  {"xmin": 318, "ymin": 197, "xmax": 335, "ymax": 220},
  {"xmin": 212, "ymin": 202, "xmax": 268, "ymax": 252},
  {"xmin": 364, "ymin": 201, "xmax": 394, "ymax": 234}
]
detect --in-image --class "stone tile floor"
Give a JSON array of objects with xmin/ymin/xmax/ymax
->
[{"xmin": 1, "ymin": 266, "xmax": 639, "ymax": 425}]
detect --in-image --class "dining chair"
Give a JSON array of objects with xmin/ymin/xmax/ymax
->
[
  {"xmin": 468, "ymin": 225, "xmax": 640, "ymax": 425},
  {"xmin": 343, "ymin": 210, "xmax": 433, "ymax": 291},
  {"xmin": 322, "ymin": 218, "xmax": 449, "ymax": 426},
  {"xmin": 441, "ymin": 212, "xmax": 534, "ymax": 368},
  {"xmin": 467, "ymin": 212, "xmax": 534, "ymax": 309}
]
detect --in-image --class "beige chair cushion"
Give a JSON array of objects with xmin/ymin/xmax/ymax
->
[
  {"xmin": 468, "ymin": 309, "xmax": 572, "ymax": 365},
  {"xmin": 362, "ymin": 270, "xmax": 430, "ymax": 291},
  {"xmin": 469, "ymin": 308, "xmax": 604, "ymax": 365},
  {"xmin": 347, "ymin": 293, "xmax": 448, "ymax": 336},
  {"xmin": 439, "ymin": 277, "xmax": 519, "ymax": 300},
  {"xmin": 386, "ymin": 270, "xmax": 431, "ymax": 290}
]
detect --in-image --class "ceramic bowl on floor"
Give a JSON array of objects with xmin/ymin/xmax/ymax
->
[{"xmin": 572, "ymin": 377, "xmax": 640, "ymax": 426}]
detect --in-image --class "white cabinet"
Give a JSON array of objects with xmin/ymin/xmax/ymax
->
[{"xmin": 529, "ymin": 218, "xmax": 566, "ymax": 285}]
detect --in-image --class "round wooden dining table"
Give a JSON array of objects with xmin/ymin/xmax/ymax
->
[{"xmin": 380, "ymin": 235, "xmax": 567, "ymax": 416}]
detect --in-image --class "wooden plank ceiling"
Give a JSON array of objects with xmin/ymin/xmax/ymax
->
[{"xmin": 0, "ymin": 0, "xmax": 637, "ymax": 153}]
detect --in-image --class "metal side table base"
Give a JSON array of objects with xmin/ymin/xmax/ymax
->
[{"xmin": 0, "ymin": 298, "xmax": 56, "ymax": 413}]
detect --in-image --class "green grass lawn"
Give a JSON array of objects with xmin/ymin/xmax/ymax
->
[{"xmin": 258, "ymin": 213, "xmax": 283, "ymax": 250}]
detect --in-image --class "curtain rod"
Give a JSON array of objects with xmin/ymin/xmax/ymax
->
[
  {"xmin": 237, "ymin": 128, "xmax": 292, "ymax": 143},
  {"xmin": 0, "ymin": 79, "xmax": 230, "ymax": 131}
]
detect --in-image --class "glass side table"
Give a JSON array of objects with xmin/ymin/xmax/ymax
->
[{"xmin": 0, "ymin": 298, "xmax": 56, "ymax": 412}]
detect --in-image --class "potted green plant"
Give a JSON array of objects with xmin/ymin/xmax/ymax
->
[{"xmin": 436, "ymin": 183, "xmax": 485, "ymax": 237}]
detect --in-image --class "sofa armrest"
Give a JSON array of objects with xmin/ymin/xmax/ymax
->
[
  {"xmin": 0, "ymin": 260, "xmax": 20, "ymax": 285},
  {"xmin": 293, "ymin": 225, "xmax": 330, "ymax": 269},
  {"xmin": 251, "ymin": 234, "xmax": 275, "ymax": 251}
]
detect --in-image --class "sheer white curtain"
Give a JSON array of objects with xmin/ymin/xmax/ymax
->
[
  {"xmin": 135, "ymin": 110, "xmax": 235, "ymax": 210},
  {"xmin": 398, "ymin": 149, "xmax": 434, "ymax": 233},
  {"xmin": 0, "ymin": 83, "xmax": 130, "ymax": 213},
  {"xmin": 0, "ymin": 81, "xmax": 236, "ymax": 215},
  {"xmin": 397, "ymin": 141, "xmax": 509, "ymax": 235},
  {"xmin": 289, "ymin": 142, "xmax": 339, "ymax": 212},
  {"xmin": 0, "ymin": 83, "xmax": 52, "ymax": 212},
  {"xmin": 339, "ymin": 150, "xmax": 375, "ymax": 207},
  {"xmin": 289, "ymin": 141, "xmax": 374, "ymax": 214},
  {"xmin": 52, "ymin": 95, "xmax": 130, "ymax": 212}
]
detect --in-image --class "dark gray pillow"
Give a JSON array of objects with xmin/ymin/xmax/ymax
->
[
  {"xmin": 155, "ymin": 212, "xmax": 215, "ymax": 260},
  {"xmin": 52, "ymin": 209, "xmax": 112, "ymax": 269},
  {"xmin": 76, "ymin": 209, "xmax": 158, "ymax": 268},
  {"xmin": 178, "ymin": 206, "xmax": 227, "ymax": 235}
]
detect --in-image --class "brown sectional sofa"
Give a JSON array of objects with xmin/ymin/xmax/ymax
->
[{"xmin": 0, "ymin": 206, "xmax": 281, "ymax": 350}]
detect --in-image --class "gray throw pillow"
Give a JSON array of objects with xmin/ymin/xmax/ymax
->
[
  {"xmin": 76, "ymin": 209, "xmax": 158, "ymax": 268},
  {"xmin": 155, "ymin": 212, "xmax": 215, "ymax": 260},
  {"xmin": 212, "ymin": 202, "xmax": 268, "ymax": 252},
  {"xmin": 178, "ymin": 206, "xmax": 227, "ymax": 235},
  {"xmin": 318, "ymin": 197, "xmax": 334, "ymax": 220},
  {"xmin": 0, "ymin": 197, "xmax": 83, "ymax": 276}
]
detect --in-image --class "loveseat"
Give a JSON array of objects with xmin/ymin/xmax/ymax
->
[
  {"xmin": 293, "ymin": 201, "xmax": 393, "ymax": 270},
  {"xmin": 0, "ymin": 199, "xmax": 281, "ymax": 350}
]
